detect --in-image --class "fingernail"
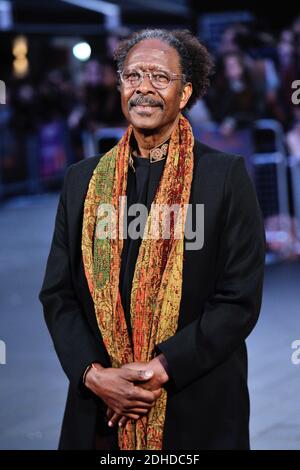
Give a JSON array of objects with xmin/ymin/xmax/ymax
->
[
  {"xmin": 145, "ymin": 370, "xmax": 153, "ymax": 378},
  {"xmin": 119, "ymin": 422, "xmax": 123, "ymax": 427},
  {"xmin": 108, "ymin": 421, "xmax": 113, "ymax": 427}
]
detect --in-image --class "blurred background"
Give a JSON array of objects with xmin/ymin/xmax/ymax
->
[{"xmin": 0, "ymin": 0, "xmax": 300, "ymax": 450}]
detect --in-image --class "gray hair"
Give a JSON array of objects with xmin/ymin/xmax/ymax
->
[{"xmin": 114, "ymin": 28, "xmax": 214, "ymax": 109}]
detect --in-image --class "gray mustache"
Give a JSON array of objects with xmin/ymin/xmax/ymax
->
[{"xmin": 129, "ymin": 96, "xmax": 164, "ymax": 108}]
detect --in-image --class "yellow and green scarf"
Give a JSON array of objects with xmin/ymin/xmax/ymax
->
[{"xmin": 81, "ymin": 114, "xmax": 194, "ymax": 450}]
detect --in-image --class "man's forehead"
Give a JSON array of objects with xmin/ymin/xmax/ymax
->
[{"xmin": 125, "ymin": 47, "xmax": 177, "ymax": 67}]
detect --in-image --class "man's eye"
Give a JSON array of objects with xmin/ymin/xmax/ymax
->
[
  {"xmin": 124, "ymin": 72, "xmax": 140, "ymax": 80},
  {"xmin": 153, "ymin": 73, "xmax": 169, "ymax": 83}
]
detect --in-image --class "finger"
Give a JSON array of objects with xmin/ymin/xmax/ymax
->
[
  {"xmin": 118, "ymin": 416, "xmax": 128, "ymax": 428},
  {"xmin": 122, "ymin": 368, "xmax": 153, "ymax": 383},
  {"xmin": 139, "ymin": 385, "xmax": 162, "ymax": 395},
  {"xmin": 124, "ymin": 413, "xmax": 140, "ymax": 420},
  {"xmin": 128, "ymin": 386, "xmax": 156, "ymax": 404},
  {"xmin": 152, "ymin": 388, "xmax": 163, "ymax": 399},
  {"xmin": 106, "ymin": 407, "xmax": 114, "ymax": 421},
  {"xmin": 109, "ymin": 412, "xmax": 140, "ymax": 424},
  {"xmin": 124, "ymin": 407, "xmax": 149, "ymax": 415},
  {"xmin": 135, "ymin": 388, "xmax": 157, "ymax": 404},
  {"xmin": 123, "ymin": 400, "xmax": 153, "ymax": 411},
  {"xmin": 108, "ymin": 412, "xmax": 122, "ymax": 428},
  {"xmin": 108, "ymin": 407, "xmax": 148, "ymax": 428}
]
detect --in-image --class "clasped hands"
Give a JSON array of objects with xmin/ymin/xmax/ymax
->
[{"xmin": 84, "ymin": 354, "xmax": 169, "ymax": 429}]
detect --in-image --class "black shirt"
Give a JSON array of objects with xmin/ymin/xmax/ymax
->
[{"xmin": 119, "ymin": 155, "xmax": 167, "ymax": 342}]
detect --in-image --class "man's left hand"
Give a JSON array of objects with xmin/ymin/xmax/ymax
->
[{"xmin": 107, "ymin": 354, "xmax": 169, "ymax": 428}]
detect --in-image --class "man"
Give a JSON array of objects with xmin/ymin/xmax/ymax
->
[{"xmin": 39, "ymin": 29, "xmax": 265, "ymax": 450}]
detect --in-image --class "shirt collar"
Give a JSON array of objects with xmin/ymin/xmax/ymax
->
[{"xmin": 129, "ymin": 137, "xmax": 169, "ymax": 173}]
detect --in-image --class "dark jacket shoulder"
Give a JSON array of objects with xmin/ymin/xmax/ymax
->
[
  {"xmin": 194, "ymin": 140, "xmax": 241, "ymax": 166},
  {"xmin": 67, "ymin": 154, "xmax": 102, "ymax": 179}
]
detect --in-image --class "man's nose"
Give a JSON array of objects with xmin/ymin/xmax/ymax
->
[{"xmin": 136, "ymin": 73, "xmax": 155, "ymax": 93}]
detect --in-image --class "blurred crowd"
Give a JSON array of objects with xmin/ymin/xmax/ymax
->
[
  {"xmin": 1, "ymin": 57, "xmax": 126, "ymax": 182},
  {"xmin": 191, "ymin": 18, "xmax": 300, "ymax": 150}
]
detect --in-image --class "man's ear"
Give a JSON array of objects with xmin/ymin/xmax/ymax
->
[{"xmin": 179, "ymin": 82, "xmax": 193, "ymax": 110}]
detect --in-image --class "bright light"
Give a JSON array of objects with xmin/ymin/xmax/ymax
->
[
  {"xmin": 13, "ymin": 36, "xmax": 28, "ymax": 57},
  {"xmin": 12, "ymin": 36, "xmax": 29, "ymax": 77},
  {"xmin": 13, "ymin": 57, "xmax": 29, "ymax": 77},
  {"xmin": 72, "ymin": 42, "xmax": 91, "ymax": 61}
]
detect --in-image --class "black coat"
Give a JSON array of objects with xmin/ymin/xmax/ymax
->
[{"xmin": 39, "ymin": 140, "xmax": 265, "ymax": 450}]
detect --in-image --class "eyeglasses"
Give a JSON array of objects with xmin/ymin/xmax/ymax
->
[{"xmin": 118, "ymin": 68, "xmax": 186, "ymax": 90}]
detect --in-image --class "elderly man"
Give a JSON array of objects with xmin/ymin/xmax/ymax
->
[{"xmin": 39, "ymin": 29, "xmax": 265, "ymax": 450}]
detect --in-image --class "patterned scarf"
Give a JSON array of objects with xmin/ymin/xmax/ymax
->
[{"xmin": 81, "ymin": 114, "xmax": 194, "ymax": 450}]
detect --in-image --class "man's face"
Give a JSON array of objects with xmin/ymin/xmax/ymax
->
[{"xmin": 120, "ymin": 39, "xmax": 192, "ymax": 132}]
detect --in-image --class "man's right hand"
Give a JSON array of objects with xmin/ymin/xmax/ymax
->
[{"xmin": 85, "ymin": 364, "xmax": 162, "ymax": 420}]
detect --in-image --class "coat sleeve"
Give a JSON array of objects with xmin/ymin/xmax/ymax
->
[
  {"xmin": 38, "ymin": 165, "xmax": 109, "ymax": 394},
  {"xmin": 155, "ymin": 156, "xmax": 266, "ymax": 391}
]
